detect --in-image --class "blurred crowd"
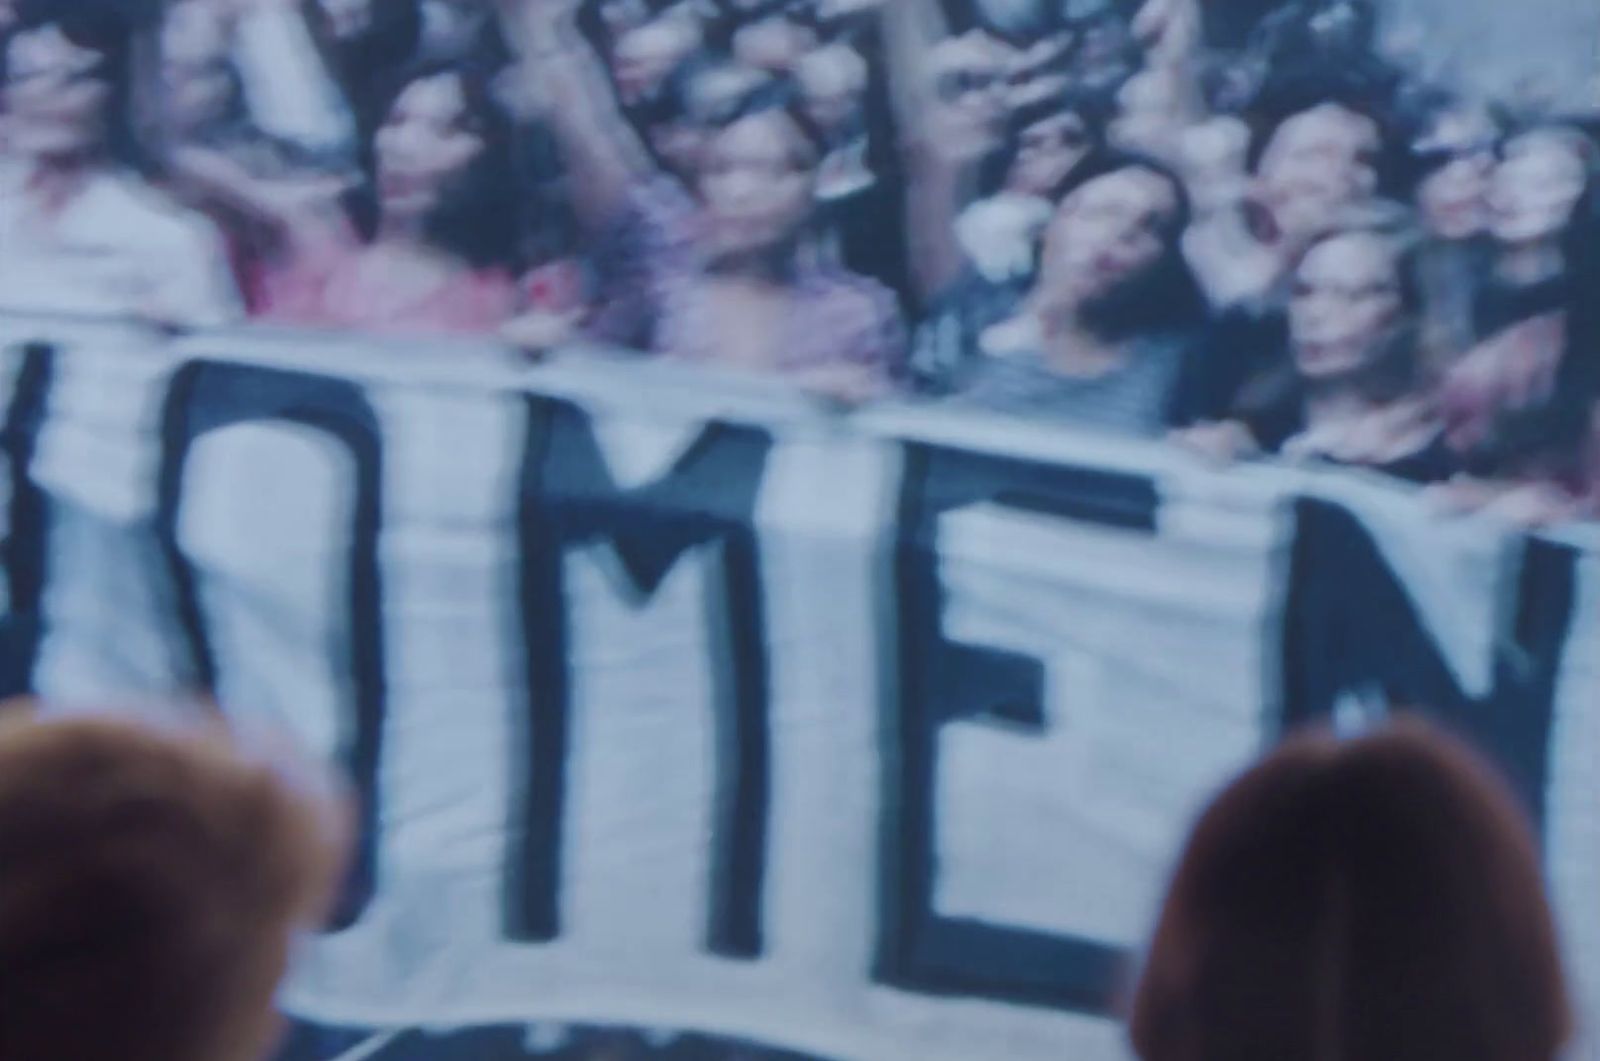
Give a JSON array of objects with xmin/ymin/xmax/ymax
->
[{"xmin": 2, "ymin": 0, "xmax": 1600, "ymax": 522}]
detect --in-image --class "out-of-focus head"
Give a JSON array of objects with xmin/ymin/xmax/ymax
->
[
  {"xmin": 159, "ymin": 0, "xmax": 239, "ymax": 140},
  {"xmin": 1129, "ymin": 716, "xmax": 1571, "ymax": 1061},
  {"xmin": 1488, "ymin": 126, "xmax": 1593, "ymax": 248},
  {"xmin": 1409, "ymin": 105, "xmax": 1498, "ymax": 241},
  {"xmin": 316, "ymin": 0, "xmax": 375, "ymax": 40},
  {"xmin": 0, "ymin": 708, "xmax": 348, "ymax": 1061},
  {"xmin": 1001, "ymin": 93, "xmax": 1099, "ymax": 198},
  {"xmin": 375, "ymin": 69, "xmax": 487, "ymax": 222},
  {"xmin": 696, "ymin": 81, "xmax": 823, "ymax": 260},
  {"xmin": 730, "ymin": 12, "xmax": 816, "ymax": 75},
  {"xmin": 612, "ymin": 14, "xmax": 702, "ymax": 104},
  {"xmin": 1037, "ymin": 156, "xmax": 1186, "ymax": 307},
  {"xmin": 794, "ymin": 42, "xmax": 867, "ymax": 136},
  {"xmin": 1253, "ymin": 100, "xmax": 1383, "ymax": 245},
  {"xmin": 929, "ymin": 31, "xmax": 1008, "ymax": 139},
  {"xmin": 1288, "ymin": 216, "xmax": 1416, "ymax": 381},
  {"xmin": 369, "ymin": 61, "xmax": 517, "ymax": 267},
  {"xmin": 0, "ymin": 0, "xmax": 137, "ymax": 165},
  {"xmin": 643, "ymin": 52, "xmax": 768, "ymax": 181}
]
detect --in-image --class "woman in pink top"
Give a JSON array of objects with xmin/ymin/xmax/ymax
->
[{"xmin": 172, "ymin": 58, "xmax": 520, "ymax": 336}]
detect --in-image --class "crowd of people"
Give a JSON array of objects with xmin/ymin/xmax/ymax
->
[
  {"xmin": 1, "ymin": 0, "xmax": 1599, "ymax": 521},
  {"xmin": 0, "ymin": 705, "xmax": 1577, "ymax": 1060}
]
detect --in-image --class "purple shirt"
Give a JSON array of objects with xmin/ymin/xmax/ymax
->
[{"xmin": 588, "ymin": 177, "xmax": 905, "ymax": 382}]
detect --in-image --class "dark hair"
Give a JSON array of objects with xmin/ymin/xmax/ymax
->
[
  {"xmin": 1129, "ymin": 716, "xmax": 1572, "ymax": 1061},
  {"xmin": 301, "ymin": 0, "xmax": 422, "ymax": 142},
  {"xmin": 0, "ymin": 709, "xmax": 346, "ymax": 1061},
  {"xmin": 2, "ymin": 0, "xmax": 149, "ymax": 169},
  {"xmin": 1463, "ymin": 125, "xmax": 1600, "ymax": 477},
  {"xmin": 349, "ymin": 58, "xmax": 520, "ymax": 270},
  {"xmin": 701, "ymin": 77, "xmax": 827, "ymax": 169},
  {"xmin": 1244, "ymin": 69, "xmax": 1402, "ymax": 197},
  {"xmin": 978, "ymin": 87, "xmax": 1109, "ymax": 199},
  {"xmin": 1049, "ymin": 151, "xmax": 1209, "ymax": 341}
]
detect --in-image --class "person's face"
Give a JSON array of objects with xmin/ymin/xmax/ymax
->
[
  {"xmin": 612, "ymin": 21, "xmax": 696, "ymax": 105},
  {"xmin": 1488, "ymin": 133, "xmax": 1589, "ymax": 247},
  {"xmin": 1008, "ymin": 111, "xmax": 1091, "ymax": 196},
  {"xmin": 1289, "ymin": 231, "xmax": 1404, "ymax": 379},
  {"xmin": 0, "ymin": 26, "xmax": 111, "ymax": 162},
  {"xmin": 1413, "ymin": 113, "xmax": 1496, "ymax": 241},
  {"xmin": 731, "ymin": 17, "xmax": 815, "ymax": 75},
  {"xmin": 1037, "ymin": 166, "xmax": 1180, "ymax": 303},
  {"xmin": 930, "ymin": 33, "xmax": 1006, "ymax": 136},
  {"xmin": 161, "ymin": 2, "xmax": 236, "ymax": 137},
  {"xmin": 698, "ymin": 111, "xmax": 817, "ymax": 257},
  {"xmin": 1255, "ymin": 103, "xmax": 1381, "ymax": 243},
  {"xmin": 317, "ymin": 0, "xmax": 375, "ymax": 39},
  {"xmin": 796, "ymin": 47, "xmax": 866, "ymax": 135},
  {"xmin": 374, "ymin": 74, "xmax": 486, "ymax": 223}
]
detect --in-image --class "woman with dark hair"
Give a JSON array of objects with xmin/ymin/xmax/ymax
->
[
  {"xmin": 925, "ymin": 153, "xmax": 1210, "ymax": 435},
  {"xmin": 0, "ymin": 0, "xmax": 242, "ymax": 323},
  {"xmin": 1129, "ymin": 717, "xmax": 1573, "ymax": 1061},
  {"xmin": 1431, "ymin": 124, "xmax": 1600, "ymax": 522},
  {"xmin": 1184, "ymin": 212, "xmax": 1456, "ymax": 483},
  {"xmin": 1397, "ymin": 94, "xmax": 1499, "ymax": 372},
  {"xmin": 179, "ymin": 58, "xmax": 522, "ymax": 334}
]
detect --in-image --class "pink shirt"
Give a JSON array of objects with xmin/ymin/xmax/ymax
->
[{"xmin": 254, "ymin": 223, "xmax": 516, "ymax": 337}]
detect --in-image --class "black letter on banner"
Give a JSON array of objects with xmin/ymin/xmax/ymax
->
[
  {"xmin": 881, "ymin": 444, "xmax": 1157, "ymax": 1013},
  {"xmin": 509, "ymin": 397, "xmax": 771, "ymax": 957},
  {"xmin": 1280, "ymin": 498, "xmax": 1576, "ymax": 826},
  {"xmin": 155, "ymin": 361, "xmax": 386, "ymax": 929},
  {"xmin": 0, "ymin": 342, "xmax": 54, "ymax": 698}
]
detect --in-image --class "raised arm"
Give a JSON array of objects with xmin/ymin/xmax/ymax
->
[
  {"xmin": 225, "ymin": 0, "xmax": 358, "ymax": 158},
  {"xmin": 494, "ymin": 0, "xmax": 658, "ymax": 233},
  {"xmin": 881, "ymin": 0, "xmax": 1001, "ymax": 302}
]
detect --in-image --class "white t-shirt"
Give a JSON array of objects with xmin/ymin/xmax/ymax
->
[{"xmin": 0, "ymin": 167, "xmax": 242, "ymax": 325}]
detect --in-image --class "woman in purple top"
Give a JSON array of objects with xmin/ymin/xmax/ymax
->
[
  {"xmin": 504, "ymin": 0, "xmax": 904, "ymax": 398},
  {"xmin": 646, "ymin": 81, "xmax": 904, "ymax": 397}
]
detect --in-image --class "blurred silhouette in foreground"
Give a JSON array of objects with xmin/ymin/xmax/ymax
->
[
  {"xmin": 1128, "ymin": 715, "xmax": 1572, "ymax": 1061},
  {"xmin": 0, "ymin": 706, "xmax": 349, "ymax": 1061}
]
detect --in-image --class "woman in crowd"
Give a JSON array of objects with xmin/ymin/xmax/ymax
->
[
  {"xmin": 1400, "ymin": 93, "xmax": 1498, "ymax": 372},
  {"xmin": 1129, "ymin": 717, "xmax": 1573, "ymax": 1061},
  {"xmin": 512, "ymin": 0, "xmax": 905, "ymax": 394},
  {"xmin": 174, "ymin": 58, "xmax": 523, "ymax": 335},
  {"xmin": 919, "ymin": 153, "xmax": 1210, "ymax": 436},
  {"xmin": 0, "ymin": 709, "xmax": 348, "ymax": 1061},
  {"xmin": 0, "ymin": 0, "xmax": 241, "ymax": 324},
  {"xmin": 638, "ymin": 80, "xmax": 905, "ymax": 393},
  {"xmin": 1432, "ymin": 123, "xmax": 1600, "ymax": 521},
  {"xmin": 1185, "ymin": 212, "xmax": 1455, "ymax": 482}
]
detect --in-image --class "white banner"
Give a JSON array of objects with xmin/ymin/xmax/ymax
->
[{"xmin": 0, "ymin": 311, "xmax": 1595, "ymax": 1061}]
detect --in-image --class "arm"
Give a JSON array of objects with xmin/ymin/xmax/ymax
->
[
  {"xmin": 880, "ymin": 0, "xmax": 994, "ymax": 302},
  {"xmin": 494, "ymin": 0, "xmax": 658, "ymax": 233},
  {"xmin": 229, "ymin": 0, "xmax": 357, "ymax": 158}
]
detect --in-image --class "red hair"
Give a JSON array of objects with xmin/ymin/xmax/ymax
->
[
  {"xmin": 1129, "ymin": 716, "xmax": 1571, "ymax": 1061},
  {"xmin": 0, "ymin": 707, "xmax": 348, "ymax": 1061}
]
